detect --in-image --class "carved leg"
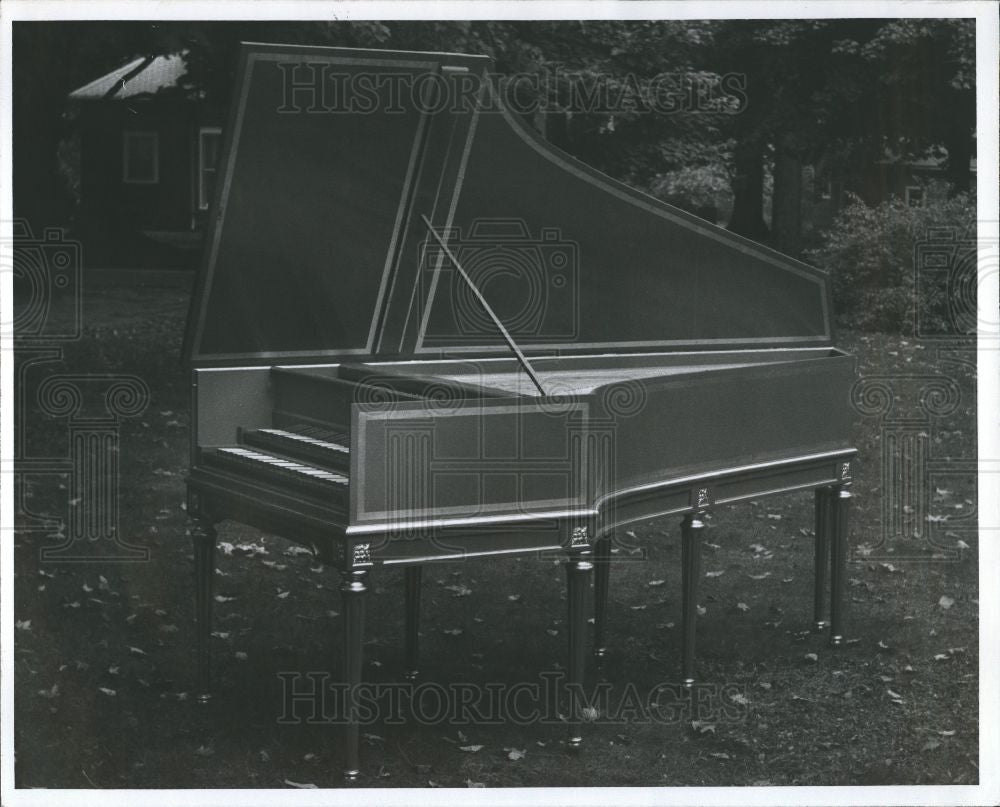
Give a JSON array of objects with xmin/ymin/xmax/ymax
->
[
  {"xmin": 681, "ymin": 512, "xmax": 704, "ymax": 687},
  {"xmin": 593, "ymin": 535, "xmax": 612, "ymax": 662},
  {"xmin": 340, "ymin": 569, "xmax": 369, "ymax": 783},
  {"xmin": 565, "ymin": 549, "xmax": 593, "ymax": 750},
  {"xmin": 829, "ymin": 486, "xmax": 851, "ymax": 646},
  {"xmin": 813, "ymin": 488, "xmax": 831, "ymax": 631},
  {"xmin": 404, "ymin": 566, "xmax": 422, "ymax": 681},
  {"xmin": 192, "ymin": 520, "xmax": 217, "ymax": 703}
]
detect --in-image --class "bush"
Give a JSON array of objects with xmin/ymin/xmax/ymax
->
[
  {"xmin": 806, "ymin": 192, "xmax": 976, "ymax": 334},
  {"xmin": 649, "ymin": 163, "xmax": 733, "ymax": 225}
]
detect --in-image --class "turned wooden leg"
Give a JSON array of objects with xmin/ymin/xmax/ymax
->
[
  {"xmin": 593, "ymin": 535, "xmax": 612, "ymax": 662},
  {"xmin": 404, "ymin": 566, "xmax": 422, "ymax": 681},
  {"xmin": 340, "ymin": 569, "xmax": 369, "ymax": 783},
  {"xmin": 192, "ymin": 520, "xmax": 217, "ymax": 704},
  {"xmin": 813, "ymin": 488, "xmax": 831, "ymax": 631},
  {"xmin": 565, "ymin": 549, "xmax": 593, "ymax": 750},
  {"xmin": 681, "ymin": 511, "xmax": 704, "ymax": 687},
  {"xmin": 829, "ymin": 485, "xmax": 851, "ymax": 646}
]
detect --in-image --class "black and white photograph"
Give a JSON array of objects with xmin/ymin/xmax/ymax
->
[{"xmin": 1, "ymin": 1, "xmax": 997, "ymax": 804}]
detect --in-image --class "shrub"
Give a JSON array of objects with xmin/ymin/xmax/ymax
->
[{"xmin": 806, "ymin": 192, "xmax": 976, "ymax": 334}]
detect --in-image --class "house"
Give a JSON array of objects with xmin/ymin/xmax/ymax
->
[{"xmin": 67, "ymin": 52, "xmax": 225, "ymax": 262}]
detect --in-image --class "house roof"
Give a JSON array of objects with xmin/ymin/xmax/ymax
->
[{"xmin": 68, "ymin": 52, "xmax": 192, "ymax": 101}]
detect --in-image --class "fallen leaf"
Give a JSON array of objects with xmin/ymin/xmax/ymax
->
[
  {"xmin": 465, "ymin": 779, "xmax": 485, "ymax": 788},
  {"xmin": 691, "ymin": 720, "xmax": 716, "ymax": 734},
  {"xmin": 736, "ymin": 602, "xmax": 750, "ymax": 612},
  {"xmin": 804, "ymin": 653, "xmax": 819, "ymax": 663},
  {"xmin": 938, "ymin": 595, "xmax": 955, "ymax": 610},
  {"xmin": 647, "ymin": 579, "xmax": 666, "ymax": 587},
  {"xmin": 37, "ymin": 683, "xmax": 60, "ymax": 699},
  {"xmin": 15, "ymin": 620, "xmax": 31, "ymax": 631},
  {"xmin": 284, "ymin": 779, "xmax": 317, "ymax": 788},
  {"xmin": 98, "ymin": 687, "xmax": 117, "ymax": 697},
  {"xmin": 506, "ymin": 747, "xmax": 526, "ymax": 761},
  {"xmin": 459, "ymin": 744, "xmax": 484, "ymax": 753}
]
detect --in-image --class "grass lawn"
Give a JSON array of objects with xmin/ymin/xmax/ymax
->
[{"xmin": 12, "ymin": 274, "xmax": 979, "ymax": 788}]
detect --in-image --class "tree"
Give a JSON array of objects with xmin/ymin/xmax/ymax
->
[{"xmin": 702, "ymin": 19, "xmax": 975, "ymax": 255}]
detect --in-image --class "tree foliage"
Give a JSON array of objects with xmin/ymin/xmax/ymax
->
[
  {"xmin": 12, "ymin": 18, "xmax": 977, "ymax": 257},
  {"xmin": 806, "ymin": 191, "xmax": 976, "ymax": 333}
]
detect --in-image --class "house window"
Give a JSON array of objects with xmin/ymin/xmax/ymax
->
[
  {"xmin": 122, "ymin": 131, "xmax": 159, "ymax": 184},
  {"xmin": 905, "ymin": 185, "xmax": 924, "ymax": 207},
  {"xmin": 198, "ymin": 127, "xmax": 223, "ymax": 210}
]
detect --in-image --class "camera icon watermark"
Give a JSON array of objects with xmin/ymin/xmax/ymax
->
[
  {"xmin": 419, "ymin": 218, "xmax": 579, "ymax": 346},
  {"xmin": 913, "ymin": 223, "xmax": 997, "ymax": 342},
  {"xmin": 2, "ymin": 220, "xmax": 82, "ymax": 346}
]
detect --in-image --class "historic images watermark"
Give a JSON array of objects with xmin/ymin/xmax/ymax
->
[
  {"xmin": 277, "ymin": 671, "xmax": 749, "ymax": 728},
  {"xmin": 847, "ymin": 223, "xmax": 990, "ymax": 561},
  {"xmin": 5, "ymin": 220, "xmax": 150, "ymax": 562},
  {"xmin": 276, "ymin": 62, "xmax": 748, "ymax": 117}
]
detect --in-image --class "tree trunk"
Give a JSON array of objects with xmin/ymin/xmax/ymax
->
[
  {"xmin": 727, "ymin": 137, "xmax": 769, "ymax": 243},
  {"xmin": 943, "ymin": 123, "xmax": 973, "ymax": 194},
  {"xmin": 771, "ymin": 138, "xmax": 803, "ymax": 256}
]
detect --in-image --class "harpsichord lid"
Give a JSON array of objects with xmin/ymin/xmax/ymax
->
[{"xmin": 185, "ymin": 42, "xmax": 833, "ymax": 366}]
